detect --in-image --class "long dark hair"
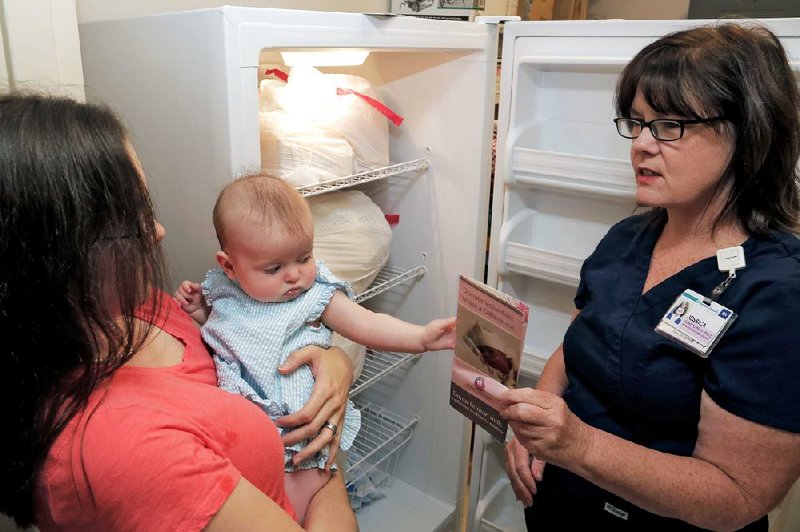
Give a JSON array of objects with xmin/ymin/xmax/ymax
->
[
  {"xmin": 0, "ymin": 93, "xmax": 167, "ymax": 526},
  {"xmin": 616, "ymin": 23, "xmax": 800, "ymax": 235}
]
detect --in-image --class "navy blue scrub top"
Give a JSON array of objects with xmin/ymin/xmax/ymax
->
[{"xmin": 528, "ymin": 211, "xmax": 800, "ymax": 530}]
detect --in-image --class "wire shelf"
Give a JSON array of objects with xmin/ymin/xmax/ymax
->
[
  {"xmin": 297, "ymin": 158, "xmax": 430, "ymax": 197},
  {"xmin": 355, "ymin": 265, "xmax": 427, "ymax": 304},
  {"xmin": 350, "ymin": 349, "xmax": 416, "ymax": 397},
  {"xmin": 345, "ymin": 401, "xmax": 419, "ymax": 489}
]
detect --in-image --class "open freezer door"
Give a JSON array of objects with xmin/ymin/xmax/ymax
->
[{"xmin": 469, "ymin": 17, "xmax": 800, "ymax": 531}]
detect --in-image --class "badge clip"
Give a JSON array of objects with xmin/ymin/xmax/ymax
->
[{"xmin": 707, "ymin": 246, "xmax": 746, "ymax": 303}]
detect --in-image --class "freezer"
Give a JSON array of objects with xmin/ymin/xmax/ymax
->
[
  {"xmin": 79, "ymin": 9, "xmax": 800, "ymax": 531},
  {"xmin": 81, "ymin": 9, "xmax": 496, "ymax": 531}
]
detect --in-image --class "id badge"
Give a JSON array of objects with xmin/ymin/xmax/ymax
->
[{"xmin": 655, "ymin": 289, "xmax": 737, "ymax": 358}]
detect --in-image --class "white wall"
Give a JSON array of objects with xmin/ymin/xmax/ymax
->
[{"xmin": 0, "ymin": 0, "xmax": 84, "ymax": 99}]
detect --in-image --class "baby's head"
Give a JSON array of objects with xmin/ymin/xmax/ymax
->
[{"xmin": 212, "ymin": 174, "xmax": 316, "ymax": 302}]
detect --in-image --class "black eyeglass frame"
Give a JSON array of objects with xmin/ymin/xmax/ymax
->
[{"xmin": 613, "ymin": 116, "xmax": 728, "ymax": 142}]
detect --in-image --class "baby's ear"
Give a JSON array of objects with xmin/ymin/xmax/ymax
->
[{"xmin": 216, "ymin": 251, "xmax": 236, "ymax": 280}]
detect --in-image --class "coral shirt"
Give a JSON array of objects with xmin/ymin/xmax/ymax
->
[{"xmin": 35, "ymin": 295, "xmax": 296, "ymax": 531}]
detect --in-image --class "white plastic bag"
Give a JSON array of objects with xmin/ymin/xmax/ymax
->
[
  {"xmin": 310, "ymin": 190, "xmax": 393, "ymax": 383},
  {"xmin": 308, "ymin": 190, "xmax": 392, "ymax": 295},
  {"xmin": 259, "ymin": 66, "xmax": 398, "ymax": 183},
  {"xmin": 319, "ymin": 72, "xmax": 391, "ymax": 172},
  {"xmin": 259, "ymin": 110, "xmax": 354, "ymax": 187}
]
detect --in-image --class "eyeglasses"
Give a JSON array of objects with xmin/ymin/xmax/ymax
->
[{"xmin": 613, "ymin": 116, "xmax": 728, "ymax": 142}]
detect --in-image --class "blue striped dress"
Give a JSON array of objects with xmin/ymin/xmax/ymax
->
[{"xmin": 201, "ymin": 261, "xmax": 361, "ymax": 471}]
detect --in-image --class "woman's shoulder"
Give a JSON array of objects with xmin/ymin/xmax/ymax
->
[
  {"xmin": 766, "ymin": 229, "xmax": 800, "ymax": 262},
  {"xmin": 607, "ymin": 210, "xmax": 661, "ymax": 238},
  {"xmin": 742, "ymin": 229, "xmax": 800, "ymax": 281},
  {"xmin": 707, "ymin": 236, "xmax": 800, "ymax": 433},
  {"xmin": 588, "ymin": 211, "xmax": 661, "ymax": 260}
]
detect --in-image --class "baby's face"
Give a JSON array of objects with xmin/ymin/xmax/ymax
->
[
  {"xmin": 477, "ymin": 345, "xmax": 512, "ymax": 375},
  {"xmin": 224, "ymin": 220, "xmax": 316, "ymax": 303}
]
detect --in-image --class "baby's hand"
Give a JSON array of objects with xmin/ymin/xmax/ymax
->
[
  {"xmin": 174, "ymin": 280, "xmax": 203, "ymax": 314},
  {"xmin": 422, "ymin": 317, "xmax": 457, "ymax": 352}
]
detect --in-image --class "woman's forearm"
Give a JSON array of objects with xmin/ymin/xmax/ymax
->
[
  {"xmin": 535, "ymin": 343, "xmax": 568, "ymax": 396},
  {"xmin": 572, "ymin": 425, "xmax": 754, "ymax": 530},
  {"xmin": 535, "ymin": 310, "xmax": 576, "ymax": 396},
  {"xmin": 503, "ymin": 386, "xmax": 797, "ymax": 530},
  {"xmin": 304, "ymin": 471, "xmax": 357, "ymax": 532}
]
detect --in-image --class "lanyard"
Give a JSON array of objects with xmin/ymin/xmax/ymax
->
[{"xmin": 709, "ymin": 270, "xmax": 736, "ymax": 301}]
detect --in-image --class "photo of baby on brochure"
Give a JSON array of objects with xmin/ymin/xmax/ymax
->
[
  {"xmin": 457, "ymin": 318, "xmax": 520, "ymax": 388},
  {"xmin": 449, "ymin": 276, "xmax": 527, "ymax": 441}
]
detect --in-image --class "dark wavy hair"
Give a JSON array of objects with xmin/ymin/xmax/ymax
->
[
  {"xmin": 0, "ymin": 93, "xmax": 167, "ymax": 527},
  {"xmin": 616, "ymin": 22, "xmax": 800, "ymax": 235}
]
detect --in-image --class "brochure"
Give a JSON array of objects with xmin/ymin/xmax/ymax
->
[{"xmin": 449, "ymin": 275, "xmax": 528, "ymax": 441}]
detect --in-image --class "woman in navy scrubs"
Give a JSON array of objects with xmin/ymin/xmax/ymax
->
[{"xmin": 501, "ymin": 23, "xmax": 800, "ymax": 531}]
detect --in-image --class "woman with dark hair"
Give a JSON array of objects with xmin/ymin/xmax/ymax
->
[
  {"xmin": 0, "ymin": 93, "xmax": 357, "ymax": 531},
  {"xmin": 666, "ymin": 300, "xmax": 689, "ymax": 325},
  {"xmin": 502, "ymin": 23, "xmax": 800, "ymax": 530}
]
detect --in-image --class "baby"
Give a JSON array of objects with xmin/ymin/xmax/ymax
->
[{"xmin": 175, "ymin": 173, "xmax": 455, "ymax": 522}]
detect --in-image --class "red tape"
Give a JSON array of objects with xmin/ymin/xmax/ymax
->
[
  {"xmin": 336, "ymin": 88, "xmax": 404, "ymax": 127},
  {"xmin": 264, "ymin": 68, "xmax": 289, "ymax": 82},
  {"xmin": 262, "ymin": 68, "xmax": 404, "ymax": 127}
]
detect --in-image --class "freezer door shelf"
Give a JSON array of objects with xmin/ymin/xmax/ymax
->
[
  {"xmin": 510, "ymin": 147, "xmax": 634, "ymax": 200},
  {"xmin": 521, "ymin": 349, "xmax": 549, "ymax": 379},
  {"xmin": 496, "ymin": 146, "xmax": 637, "ymax": 286},
  {"xmin": 505, "ymin": 243, "xmax": 582, "ymax": 287},
  {"xmin": 296, "ymin": 158, "xmax": 430, "ymax": 197}
]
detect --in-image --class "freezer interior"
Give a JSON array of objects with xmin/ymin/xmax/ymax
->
[
  {"xmin": 251, "ymin": 49, "xmax": 493, "ymax": 529},
  {"xmin": 250, "ymin": 43, "xmax": 495, "ymax": 532}
]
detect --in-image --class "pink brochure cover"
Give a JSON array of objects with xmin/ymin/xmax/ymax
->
[{"xmin": 449, "ymin": 275, "xmax": 529, "ymax": 442}]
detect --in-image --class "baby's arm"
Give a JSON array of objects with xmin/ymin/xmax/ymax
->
[
  {"xmin": 321, "ymin": 291, "xmax": 456, "ymax": 354},
  {"xmin": 174, "ymin": 280, "xmax": 211, "ymax": 325}
]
